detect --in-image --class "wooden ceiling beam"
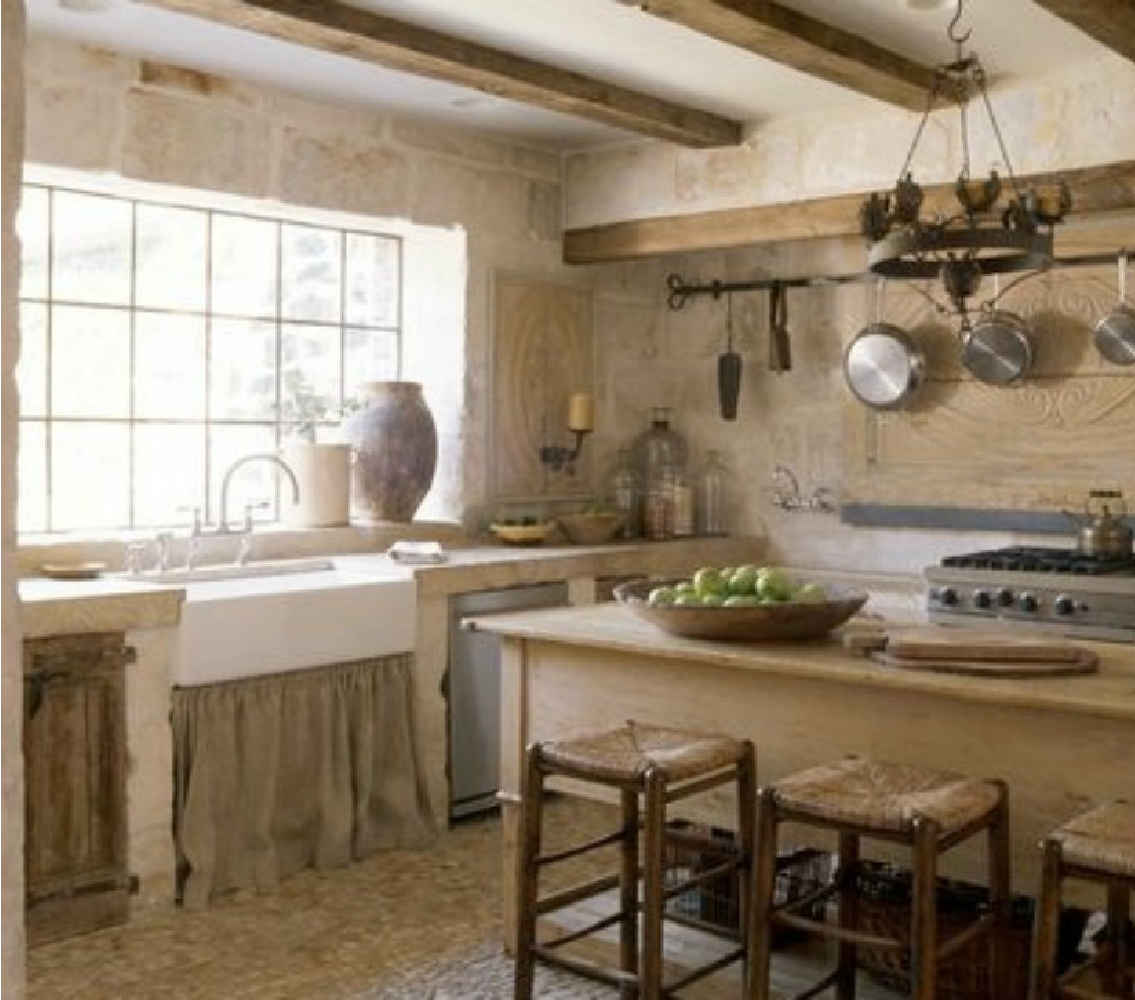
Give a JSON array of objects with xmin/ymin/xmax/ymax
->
[
  {"xmin": 1034, "ymin": 0, "xmax": 1135, "ymax": 64},
  {"xmin": 138, "ymin": 0, "xmax": 744, "ymax": 148},
  {"xmin": 640, "ymin": 0, "xmax": 938, "ymax": 112},
  {"xmin": 563, "ymin": 160, "xmax": 1135, "ymax": 264}
]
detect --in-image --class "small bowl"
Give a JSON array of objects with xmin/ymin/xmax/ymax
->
[
  {"xmin": 613, "ymin": 577, "xmax": 868, "ymax": 642},
  {"xmin": 557, "ymin": 511, "xmax": 623, "ymax": 545},
  {"xmin": 490, "ymin": 522, "xmax": 554, "ymax": 546}
]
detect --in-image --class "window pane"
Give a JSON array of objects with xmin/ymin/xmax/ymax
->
[
  {"xmin": 211, "ymin": 318, "xmax": 277, "ymax": 419},
  {"xmin": 212, "ymin": 214, "xmax": 277, "ymax": 317},
  {"xmin": 18, "ymin": 302, "xmax": 47, "ymax": 417},
  {"xmin": 209, "ymin": 425, "xmax": 279, "ymax": 528},
  {"xmin": 51, "ymin": 422, "xmax": 130, "ymax": 530},
  {"xmin": 281, "ymin": 224, "xmax": 341, "ymax": 322},
  {"xmin": 134, "ymin": 423, "xmax": 207, "ymax": 528},
  {"xmin": 136, "ymin": 203, "xmax": 207, "ymax": 311},
  {"xmin": 18, "ymin": 420, "xmax": 47, "ymax": 533},
  {"xmin": 136, "ymin": 312, "xmax": 206, "ymax": 419},
  {"xmin": 18, "ymin": 186, "xmax": 49, "ymax": 301},
  {"xmin": 52, "ymin": 191, "xmax": 132, "ymax": 306},
  {"xmin": 344, "ymin": 328, "xmax": 398, "ymax": 400},
  {"xmin": 345, "ymin": 233, "xmax": 399, "ymax": 327},
  {"xmin": 51, "ymin": 305, "xmax": 131, "ymax": 419},
  {"xmin": 281, "ymin": 323, "xmax": 340, "ymax": 414}
]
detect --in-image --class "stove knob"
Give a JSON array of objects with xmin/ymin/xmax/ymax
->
[
  {"xmin": 972, "ymin": 589, "xmax": 993, "ymax": 609},
  {"xmin": 1018, "ymin": 592, "xmax": 1039, "ymax": 613},
  {"xmin": 1053, "ymin": 595, "xmax": 1076, "ymax": 616},
  {"xmin": 934, "ymin": 586, "xmax": 959, "ymax": 607},
  {"xmin": 996, "ymin": 588, "xmax": 1014, "ymax": 608}
]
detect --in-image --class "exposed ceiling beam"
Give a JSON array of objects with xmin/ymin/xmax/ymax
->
[
  {"xmin": 640, "ymin": 0, "xmax": 938, "ymax": 112},
  {"xmin": 563, "ymin": 160, "xmax": 1135, "ymax": 263},
  {"xmin": 137, "ymin": 0, "xmax": 744, "ymax": 148},
  {"xmin": 1033, "ymin": 0, "xmax": 1135, "ymax": 64}
]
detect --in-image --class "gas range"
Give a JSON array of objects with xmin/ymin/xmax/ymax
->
[{"xmin": 925, "ymin": 546, "xmax": 1135, "ymax": 643}]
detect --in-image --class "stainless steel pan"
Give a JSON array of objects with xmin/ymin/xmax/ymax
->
[
  {"xmin": 961, "ymin": 309, "xmax": 1034, "ymax": 385},
  {"xmin": 843, "ymin": 322, "xmax": 925, "ymax": 409},
  {"xmin": 1094, "ymin": 253, "xmax": 1135, "ymax": 366}
]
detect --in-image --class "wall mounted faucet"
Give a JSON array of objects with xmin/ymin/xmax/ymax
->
[
  {"xmin": 770, "ymin": 464, "xmax": 838, "ymax": 515},
  {"xmin": 215, "ymin": 453, "xmax": 300, "ymax": 534}
]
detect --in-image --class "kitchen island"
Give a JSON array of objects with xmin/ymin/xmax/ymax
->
[{"xmin": 467, "ymin": 601, "xmax": 1135, "ymax": 948}]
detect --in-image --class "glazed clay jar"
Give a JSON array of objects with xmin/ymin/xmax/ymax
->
[{"xmin": 347, "ymin": 381, "xmax": 438, "ymax": 523}]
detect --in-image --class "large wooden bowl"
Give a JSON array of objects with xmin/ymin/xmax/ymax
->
[{"xmin": 613, "ymin": 577, "xmax": 869, "ymax": 641}]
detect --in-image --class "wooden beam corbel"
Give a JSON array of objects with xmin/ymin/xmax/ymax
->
[
  {"xmin": 563, "ymin": 159, "xmax": 1135, "ymax": 264},
  {"xmin": 138, "ymin": 0, "xmax": 744, "ymax": 148},
  {"xmin": 640, "ymin": 0, "xmax": 938, "ymax": 112}
]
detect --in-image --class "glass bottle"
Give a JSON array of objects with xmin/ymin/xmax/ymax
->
[
  {"xmin": 697, "ymin": 449, "xmax": 730, "ymax": 536},
  {"xmin": 670, "ymin": 465, "xmax": 695, "ymax": 537},
  {"xmin": 608, "ymin": 448, "xmax": 643, "ymax": 539},
  {"xmin": 633, "ymin": 407, "xmax": 688, "ymax": 540}
]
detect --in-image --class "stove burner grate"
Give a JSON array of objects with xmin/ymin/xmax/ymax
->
[{"xmin": 941, "ymin": 545, "xmax": 1135, "ymax": 576}]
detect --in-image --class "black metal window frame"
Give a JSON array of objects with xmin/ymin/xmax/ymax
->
[{"xmin": 17, "ymin": 181, "xmax": 404, "ymax": 535}]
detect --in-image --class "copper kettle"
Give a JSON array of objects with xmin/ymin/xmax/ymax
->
[{"xmin": 1064, "ymin": 489, "xmax": 1134, "ymax": 557}]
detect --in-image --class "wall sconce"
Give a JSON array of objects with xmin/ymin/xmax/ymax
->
[{"xmin": 539, "ymin": 393, "xmax": 593, "ymax": 474}]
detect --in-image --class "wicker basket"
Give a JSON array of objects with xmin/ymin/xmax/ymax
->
[{"xmin": 854, "ymin": 862, "xmax": 1035, "ymax": 1000}]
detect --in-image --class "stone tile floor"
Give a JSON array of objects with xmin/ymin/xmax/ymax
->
[{"xmin": 27, "ymin": 799, "xmax": 902, "ymax": 999}]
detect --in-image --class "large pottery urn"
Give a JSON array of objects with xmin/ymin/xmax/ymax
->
[{"xmin": 347, "ymin": 380, "xmax": 437, "ymax": 523}]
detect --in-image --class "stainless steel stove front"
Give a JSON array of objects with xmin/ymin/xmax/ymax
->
[{"xmin": 924, "ymin": 565, "xmax": 1135, "ymax": 643}]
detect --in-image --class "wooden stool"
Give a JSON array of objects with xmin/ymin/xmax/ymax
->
[
  {"xmin": 1031, "ymin": 800, "xmax": 1135, "ymax": 1000},
  {"xmin": 748, "ymin": 756, "xmax": 1010, "ymax": 1000},
  {"xmin": 514, "ymin": 720, "xmax": 756, "ymax": 1000}
]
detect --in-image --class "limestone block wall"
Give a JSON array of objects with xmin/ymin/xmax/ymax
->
[
  {"xmin": 565, "ymin": 55, "xmax": 1135, "ymax": 228},
  {"xmin": 23, "ymin": 33, "xmax": 569, "ymax": 530}
]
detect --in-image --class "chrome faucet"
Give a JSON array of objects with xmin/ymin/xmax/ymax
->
[
  {"xmin": 215, "ymin": 453, "xmax": 300, "ymax": 534},
  {"xmin": 771, "ymin": 464, "xmax": 803, "ymax": 510}
]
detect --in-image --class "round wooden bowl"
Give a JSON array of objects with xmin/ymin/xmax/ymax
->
[
  {"xmin": 557, "ymin": 511, "xmax": 623, "ymax": 545},
  {"xmin": 490, "ymin": 522, "xmax": 554, "ymax": 546},
  {"xmin": 613, "ymin": 577, "xmax": 869, "ymax": 641}
]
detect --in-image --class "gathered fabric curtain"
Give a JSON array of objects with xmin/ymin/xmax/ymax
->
[{"xmin": 172, "ymin": 653, "xmax": 435, "ymax": 907}]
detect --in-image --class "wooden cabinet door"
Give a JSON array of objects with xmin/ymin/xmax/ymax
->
[{"xmin": 23, "ymin": 633, "xmax": 133, "ymax": 946}]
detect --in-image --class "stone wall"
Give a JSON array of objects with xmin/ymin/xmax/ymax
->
[{"xmin": 23, "ymin": 33, "xmax": 570, "ymax": 531}]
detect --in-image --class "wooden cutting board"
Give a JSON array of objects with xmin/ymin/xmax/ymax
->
[
  {"xmin": 884, "ymin": 628, "xmax": 1086, "ymax": 662},
  {"xmin": 871, "ymin": 648, "xmax": 1099, "ymax": 678}
]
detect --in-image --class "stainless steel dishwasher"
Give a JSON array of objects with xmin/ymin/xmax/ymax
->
[{"xmin": 448, "ymin": 582, "xmax": 569, "ymax": 818}]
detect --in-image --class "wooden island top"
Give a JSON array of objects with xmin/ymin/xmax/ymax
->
[{"xmin": 469, "ymin": 602, "xmax": 1135, "ymax": 945}]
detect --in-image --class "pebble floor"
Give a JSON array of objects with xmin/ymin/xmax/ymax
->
[{"xmin": 27, "ymin": 799, "xmax": 901, "ymax": 999}]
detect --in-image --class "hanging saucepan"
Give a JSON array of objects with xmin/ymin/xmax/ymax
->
[
  {"xmin": 960, "ymin": 309, "xmax": 1034, "ymax": 386},
  {"xmin": 1094, "ymin": 252, "xmax": 1135, "ymax": 366},
  {"xmin": 842, "ymin": 281, "xmax": 925, "ymax": 410}
]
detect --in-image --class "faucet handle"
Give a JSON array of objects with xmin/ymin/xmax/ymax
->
[
  {"xmin": 242, "ymin": 500, "xmax": 271, "ymax": 533},
  {"xmin": 155, "ymin": 531, "xmax": 174, "ymax": 572},
  {"xmin": 177, "ymin": 505, "xmax": 203, "ymax": 536}
]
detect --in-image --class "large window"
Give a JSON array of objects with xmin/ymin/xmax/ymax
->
[{"xmin": 17, "ymin": 182, "xmax": 403, "ymax": 534}]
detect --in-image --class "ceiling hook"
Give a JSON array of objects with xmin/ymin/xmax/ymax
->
[{"xmin": 947, "ymin": 0, "xmax": 972, "ymax": 48}]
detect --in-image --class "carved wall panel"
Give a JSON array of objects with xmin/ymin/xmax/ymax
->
[
  {"xmin": 490, "ymin": 274, "xmax": 594, "ymax": 503},
  {"xmin": 843, "ymin": 237, "xmax": 1135, "ymax": 515}
]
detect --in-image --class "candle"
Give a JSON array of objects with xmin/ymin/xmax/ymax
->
[{"xmin": 567, "ymin": 393, "xmax": 594, "ymax": 432}]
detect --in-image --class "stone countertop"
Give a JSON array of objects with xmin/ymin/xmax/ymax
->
[
  {"xmin": 19, "ymin": 577, "xmax": 184, "ymax": 638},
  {"xmin": 466, "ymin": 601, "xmax": 1135, "ymax": 723}
]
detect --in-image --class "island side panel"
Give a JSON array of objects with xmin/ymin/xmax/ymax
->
[{"xmin": 503, "ymin": 635, "xmax": 1132, "ymax": 921}]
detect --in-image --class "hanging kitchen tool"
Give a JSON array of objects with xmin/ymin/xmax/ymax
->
[
  {"xmin": 716, "ymin": 292, "xmax": 742, "ymax": 421},
  {"xmin": 768, "ymin": 281, "xmax": 792, "ymax": 374},
  {"xmin": 1094, "ymin": 251, "xmax": 1135, "ymax": 366},
  {"xmin": 1063, "ymin": 489, "xmax": 1134, "ymax": 557},
  {"xmin": 960, "ymin": 274, "xmax": 1034, "ymax": 385},
  {"xmin": 842, "ymin": 280, "xmax": 925, "ymax": 410}
]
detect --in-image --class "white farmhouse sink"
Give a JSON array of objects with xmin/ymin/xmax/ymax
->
[
  {"xmin": 172, "ymin": 562, "xmax": 416, "ymax": 687},
  {"xmin": 133, "ymin": 556, "xmax": 335, "ymax": 585}
]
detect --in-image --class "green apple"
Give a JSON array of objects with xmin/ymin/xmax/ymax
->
[
  {"xmin": 795, "ymin": 582, "xmax": 828, "ymax": 604},
  {"xmin": 693, "ymin": 566, "xmax": 728, "ymax": 599},
  {"xmin": 756, "ymin": 567, "xmax": 796, "ymax": 602},
  {"xmin": 674, "ymin": 580, "xmax": 697, "ymax": 597},
  {"xmin": 673, "ymin": 593, "xmax": 703, "ymax": 607},
  {"xmin": 647, "ymin": 586, "xmax": 676, "ymax": 606},
  {"xmin": 728, "ymin": 564, "xmax": 759, "ymax": 596},
  {"xmin": 701, "ymin": 592, "xmax": 726, "ymax": 607},
  {"xmin": 724, "ymin": 594, "xmax": 762, "ymax": 607}
]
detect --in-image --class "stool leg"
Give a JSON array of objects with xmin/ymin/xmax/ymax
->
[
  {"xmin": 640, "ymin": 768, "xmax": 667, "ymax": 1000},
  {"xmin": 748, "ymin": 786, "xmax": 780, "ymax": 1000},
  {"xmin": 514, "ymin": 747, "xmax": 545, "ymax": 1000},
  {"xmin": 1102, "ymin": 880, "xmax": 1130, "ymax": 996},
  {"xmin": 736, "ymin": 743, "xmax": 757, "ymax": 968},
  {"xmin": 836, "ymin": 831, "xmax": 861, "ymax": 1000},
  {"xmin": 910, "ymin": 817, "xmax": 940, "ymax": 1000},
  {"xmin": 619, "ymin": 787, "xmax": 640, "ymax": 1000},
  {"xmin": 986, "ymin": 782, "xmax": 1012, "ymax": 1000},
  {"xmin": 1030, "ymin": 837, "xmax": 1063, "ymax": 1000}
]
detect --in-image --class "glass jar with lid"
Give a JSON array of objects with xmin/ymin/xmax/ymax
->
[
  {"xmin": 697, "ymin": 449, "xmax": 730, "ymax": 536},
  {"xmin": 607, "ymin": 448, "xmax": 643, "ymax": 539},
  {"xmin": 632, "ymin": 407, "xmax": 688, "ymax": 540}
]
